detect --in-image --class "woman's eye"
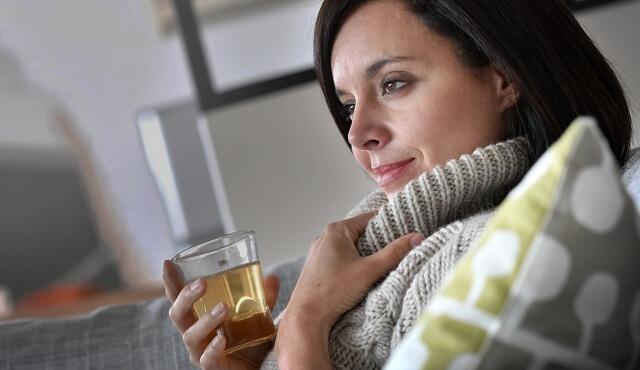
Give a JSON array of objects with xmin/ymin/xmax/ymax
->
[
  {"xmin": 347, "ymin": 104, "xmax": 355, "ymax": 121},
  {"xmin": 346, "ymin": 104, "xmax": 355, "ymax": 115},
  {"xmin": 340, "ymin": 103, "xmax": 355, "ymax": 122},
  {"xmin": 382, "ymin": 80, "xmax": 408, "ymax": 95}
]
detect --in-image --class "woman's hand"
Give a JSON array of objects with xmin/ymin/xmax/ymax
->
[
  {"xmin": 275, "ymin": 211, "xmax": 424, "ymax": 369},
  {"xmin": 163, "ymin": 260, "xmax": 280, "ymax": 370}
]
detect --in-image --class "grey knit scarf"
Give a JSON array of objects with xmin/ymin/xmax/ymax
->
[{"xmin": 261, "ymin": 138, "xmax": 532, "ymax": 369}]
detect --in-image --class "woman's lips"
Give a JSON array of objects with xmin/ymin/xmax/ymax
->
[{"xmin": 372, "ymin": 159, "xmax": 415, "ymax": 188}]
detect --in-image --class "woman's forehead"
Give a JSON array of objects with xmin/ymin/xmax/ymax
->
[
  {"xmin": 330, "ymin": 1, "xmax": 445, "ymax": 80},
  {"xmin": 332, "ymin": 3, "xmax": 419, "ymax": 53}
]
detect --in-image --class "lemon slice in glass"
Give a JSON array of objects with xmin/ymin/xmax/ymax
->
[{"xmin": 233, "ymin": 297, "xmax": 263, "ymax": 320}]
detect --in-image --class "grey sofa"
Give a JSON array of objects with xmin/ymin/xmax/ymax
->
[{"xmin": 0, "ymin": 255, "xmax": 305, "ymax": 369}]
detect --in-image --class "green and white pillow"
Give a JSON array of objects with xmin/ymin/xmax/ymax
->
[{"xmin": 385, "ymin": 117, "xmax": 640, "ymax": 370}]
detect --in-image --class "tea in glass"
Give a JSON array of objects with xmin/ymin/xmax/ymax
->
[
  {"xmin": 171, "ymin": 231, "xmax": 276, "ymax": 355},
  {"xmin": 192, "ymin": 261, "xmax": 275, "ymax": 354}
]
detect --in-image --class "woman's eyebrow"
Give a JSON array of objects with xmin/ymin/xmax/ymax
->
[
  {"xmin": 335, "ymin": 56, "xmax": 412, "ymax": 98},
  {"xmin": 364, "ymin": 56, "xmax": 411, "ymax": 79},
  {"xmin": 336, "ymin": 89, "xmax": 348, "ymax": 99}
]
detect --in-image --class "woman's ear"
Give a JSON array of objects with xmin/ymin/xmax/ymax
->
[{"xmin": 490, "ymin": 66, "xmax": 521, "ymax": 112}]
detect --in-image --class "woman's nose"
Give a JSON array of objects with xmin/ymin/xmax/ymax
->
[{"xmin": 347, "ymin": 104, "xmax": 388, "ymax": 150}]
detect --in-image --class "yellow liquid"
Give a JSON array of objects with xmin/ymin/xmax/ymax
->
[{"xmin": 192, "ymin": 262, "xmax": 276, "ymax": 355}]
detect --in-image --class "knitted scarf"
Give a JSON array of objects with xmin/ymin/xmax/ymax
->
[{"xmin": 261, "ymin": 138, "xmax": 532, "ymax": 369}]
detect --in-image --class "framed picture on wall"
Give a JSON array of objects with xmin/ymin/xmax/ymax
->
[{"xmin": 152, "ymin": 0, "xmax": 278, "ymax": 35}]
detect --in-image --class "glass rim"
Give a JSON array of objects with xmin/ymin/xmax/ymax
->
[{"xmin": 171, "ymin": 230, "xmax": 255, "ymax": 263}]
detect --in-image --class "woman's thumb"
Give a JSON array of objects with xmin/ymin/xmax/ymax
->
[{"xmin": 368, "ymin": 233, "xmax": 425, "ymax": 277}]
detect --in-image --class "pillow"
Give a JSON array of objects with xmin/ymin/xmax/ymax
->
[{"xmin": 385, "ymin": 117, "xmax": 640, "ymax": 370}]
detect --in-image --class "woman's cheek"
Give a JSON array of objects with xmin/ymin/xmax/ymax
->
[{"xmin": 353, "ymin": 150, "xmax": 374, "ymax": 178}]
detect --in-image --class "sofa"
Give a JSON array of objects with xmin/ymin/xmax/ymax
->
[{"xmin": 0, "ymin": 254, "xmax": 305, "ymax": 369}]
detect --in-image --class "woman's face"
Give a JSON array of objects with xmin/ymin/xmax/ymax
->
[{"xmin": 331, "ymin": 0, "xmax": 515, "ymax": 197}]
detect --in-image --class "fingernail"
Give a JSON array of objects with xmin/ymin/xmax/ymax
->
[
  {"xmin": 210, "ymin": 302, "xmax": 224, "ymax": 317},
  {"xmin": 210, "ymin": 334, "xmax": 225, "ymax": 350},
  {"xmin": 410, "ymin": 234, "xmax": 425, "ymax": 247},
  {"xmin": 190, "ymin": 279, "xmax": 201, "ymax": 291}
]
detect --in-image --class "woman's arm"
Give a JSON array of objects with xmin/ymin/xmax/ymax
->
[
  {"xmin": 275, "ymin": 310, "xmax": 333, "ymax": 370},
  {"xmin": 274, "ymin": 212, "xmax": 425, "ymax": 369}
]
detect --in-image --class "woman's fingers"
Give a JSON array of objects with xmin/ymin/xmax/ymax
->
[
  {"xmin": 339, "ymin": 211, "xmax": 377, "ymax": 241},
  {"xmin": 199, "ymin": 334, "xmax": 227, "ymax": 369},
  {"xmin": 164, "ymin": 263, "xmax": 278, "ymax": 369},
  {"xmin": 182, "ymin": 302, "xmax": 228, "ymax": 367},
  {"xmin": 366, "ymin": 232, "xmax": 425, "ymax": 281},
  {"xmin": 264, "ymin": 274, "xmax": 280, "ymax": 312},
  {"xmin": 162, "ymin": 260, "xmax": 184, "ymax": 303},
  {"xmin": 168, "ymin": 279, "xmax": 206, "ymax": 333},
  {"xmin": 182, "ymin": 302, "xmax": 226, "ymax": 347}
]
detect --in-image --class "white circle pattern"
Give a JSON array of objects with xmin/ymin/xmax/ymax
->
[{"xmin": 571, "ymin": 159, "xmax": 624, "ymax": 233}]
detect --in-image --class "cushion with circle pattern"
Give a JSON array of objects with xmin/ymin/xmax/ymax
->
[{"xmin": 384, "ymin": 117, "xmax": 640, "ymax": 370}]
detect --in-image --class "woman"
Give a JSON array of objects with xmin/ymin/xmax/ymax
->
[{"xmin": 163, "ymin": 0, "xmax": 632, "ymax": 368}]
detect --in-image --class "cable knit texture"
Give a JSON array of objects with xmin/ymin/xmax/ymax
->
[{"xmin": 261, "ymin": 138, "xmax": 532, "ymax": 369}]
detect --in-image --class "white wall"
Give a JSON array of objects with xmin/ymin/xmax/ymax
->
[
  {"xmin": 0, "ymin": 0, "xmax": 638, "ymax": 285},
  {"xmin": 0, "ymin": 51, "xmax": 61, "ymax": 153}
]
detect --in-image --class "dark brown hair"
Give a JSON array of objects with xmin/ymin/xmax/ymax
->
[{"xmin": 314, "ymin": 0, "xmax": 632, "ymax": 164}]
